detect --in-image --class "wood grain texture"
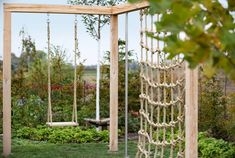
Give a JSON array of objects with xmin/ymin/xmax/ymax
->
[
  {"xmin": 4, "ymin": 3, "xmax": 112, "ymax": 15},
  {"xmin": 46, "ymin": 122, "xmax": 79, "ymax": 127},
  {"xmin": 112, "ymin": 1, "xmax": 149, "ymax": 15},
  {"xmin": 109, "ymin": 15, "xmax": 119, "ymax": 152},
  {"xmin": 185, "ymin": 63, "xmax": 198, "ymax": 158},
  {"xmin": 3, "ymin": 11, "xmax": 11, "ymax": 158},
  {"xmin": 4, "ymin": 1, "xmax": 149, "ymax": 15}
]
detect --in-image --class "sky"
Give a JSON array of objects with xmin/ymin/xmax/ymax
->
[{"xmin": 0, "ymin": 0, "xmax": 141, "ymax": 65}]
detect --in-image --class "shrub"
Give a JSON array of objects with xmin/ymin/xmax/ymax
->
[
  {"xmin": 16, "ymin": 126, "xmax": 109, "ymax": 144},
  {"xmin": 118, "ymin": 113, "xmax": 139, "ymax": 134},
  {"xmin": 199, "ymin": 76, "xmax": 230, "ymax": 140},
  {"xmin": 16, "ymin": 127, "xmax": 37, "ymax": 140},
  {"xmin": 199, "ymin": 132, "xmax": 235, "ymax": 158},
  {"xmin": 12, "ymin": 95, "xmax": 47, "ymax": 129}
]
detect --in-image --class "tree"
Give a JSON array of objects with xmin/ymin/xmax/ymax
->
[
  {"xmin": 68, "ymin": 0, "xmax": 126, "ymax": 41},
  {"xmin": 129, "ymin": 0, "xmax": 235, "ymax": 80},
  {"xmin": 12, "ymin": 31, "xmax": 37, "ymax": 98},
  {"xmin": 199, "ymin": 74, "xmax": 228, "ymax": 140},
  {"xmin": 19, "ymin": 28, "xmax": 37, "ymax": 71},
  {"xmin": 28, "ymin": 50, "xmax": 47, "ymax": 99}
]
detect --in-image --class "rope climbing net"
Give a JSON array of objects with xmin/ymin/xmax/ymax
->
[{"xmin": 136, "ymin": 9, "xmax": 185, "ymax": 158}]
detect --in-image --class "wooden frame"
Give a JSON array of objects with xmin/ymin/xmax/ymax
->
[
  {"xmin": 185, "ymin": 64, "xmax": 198, "ymax": 158},
  {"xmin": 3, "ymin": 11, "xmax": 11, "ymax": 158},
  {"xmin": 4, "ymin": 3, "xmax": 113, "ymax": 15},
  {"xmin": 2, "ymin": 1, "xmax": 198, "ymax": 158},
  {"xmin": 2, "ymin": 2, "xmax": 149, "ymax": 157},
  {"xmin": 110, "ymin": 15, "xmax": 119, "ymax": 152},
  {"xmin": 4, "ymin": 2, "xmax": 149, "ymax": 15}
]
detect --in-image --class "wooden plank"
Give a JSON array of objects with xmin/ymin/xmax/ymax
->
[
  {"xmin": 185, "ymin": 63, "xmax": 198, "ymax": 158},
  {"xmin": 109, "ymin": 15, "xmax": 118, "ymax": 152},
  {"xmin": 46, "ymin": 122, "xmax": 79, "ymax": 127},
  {"xmin": 3, "ymin": 11, "xmax": 11, "ymax": 157},
  {"xmin": 4, "ymin": 3, "xmax": 112, "ymax": 15},
  {"xmin": 4, "ymin": 2, "xmax": 149, "ymax": 15},
  {"xmin": 112, "ymin": 1, "xmax": 149, "ymax": 15}
]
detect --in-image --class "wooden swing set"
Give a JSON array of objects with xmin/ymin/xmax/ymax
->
[{"xmin": 2, "ymin": 1, "xmax": 198, "ymax": 158}]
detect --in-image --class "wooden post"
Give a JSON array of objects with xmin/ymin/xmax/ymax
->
[
  {"xmin": 109, "ymin": 15, "xmax": 118, "ymax": 152},
  {"xmin": 3, "ymin": 11, "xmax": 11, "ymax": 157},
  {"xmin": 185, "ymin": 63, "xmax": 198, "ymax": 158}
]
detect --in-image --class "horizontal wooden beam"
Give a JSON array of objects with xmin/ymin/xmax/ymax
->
[
  {"xmin": 4, "ymin": 2, "xmax": 149, "ymax": 15},
  {"xmin": 4, "ymin": 3, "xmax": 112, "ymax": 15},
  {"xmin": 112, "ymin": 1, "xmax": 149, "ymax": 15}
]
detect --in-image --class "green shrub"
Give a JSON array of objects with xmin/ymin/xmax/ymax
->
[
  {"xmin": 16, "ymin": 127, "xmax": 37, "ymax": 140},
  {"xmin": 199, "ymin": 133, "xmax": 235, "ymax": 158},
  {"xmin": 12, "ymin": 95, "xmax": 47, "ymax": 129},
  {"xmin": 97, "ymin": 130, "xmax": 109, "ymax": 142},
  {"xmin": 118, "ymin": 113, "xmax": 139, "ymax": 134},
  {"xmin": 16, "ymin": 126, "xmax": 109, "ymax": 144}
]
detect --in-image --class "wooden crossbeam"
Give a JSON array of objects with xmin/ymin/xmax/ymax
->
[
  {"xmin": 4, "ymin": 2, "xmax": 149, "ymax": 15},
  {"xmin": 112, "ymin": 1, "xmax": 149, "ymax": 15},
  {"xmin": 4, "ymin": 3, "xmax": 113, "ymax": 15}
]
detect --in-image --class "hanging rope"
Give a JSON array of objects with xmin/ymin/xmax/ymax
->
[
  {"xmin": 136, "ymin": 9, "xmax": 185, "ymax": 158},
  {"xmin": 72, "ymin": 15, "xmax": 78, "ymax": 123},
  {"xmin": 47, "ymin": 13, "xmax": 52, "ymax": 123},
  {"xmin": 125, "ymin": 13, "xmax": 129, "ymax": 158},
  {"xmin": 46, "ymin": 14, "xmax": 78, "ymax": 126}
]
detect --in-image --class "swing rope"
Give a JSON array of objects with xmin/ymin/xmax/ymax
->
[
  {"xmin": 47, "ymin": 14, "xmax": 52, "ymax": 123},
  {"xmin": 72, "ymin": 15, "xmax": 78, "ymax": 123},
  {"xmin": 46, "ymin": 14, "xmax": 78, "ymax": 126}
]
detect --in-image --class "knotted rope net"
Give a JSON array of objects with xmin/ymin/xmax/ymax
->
[{"xmin": 136, "ymin": 9, "xmax": 185, "ymax": 158}]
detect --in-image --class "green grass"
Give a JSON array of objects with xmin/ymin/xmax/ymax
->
[{"xmin": 0, "ymin": 139, "xmax": 138, "ymax": 158}]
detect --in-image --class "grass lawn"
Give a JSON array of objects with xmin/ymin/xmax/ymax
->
[{"xmin": 0, "ymin": 139, "xmax": 138, "ymax": 158}]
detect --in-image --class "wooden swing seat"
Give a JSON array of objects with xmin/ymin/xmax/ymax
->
[
  {"xmin": 46, "ymin": 121, "xmax": 79, "ymax": 127},
  {"xmin": 84, "ymin": 118, "xmax": 110, "ymax": 126}
]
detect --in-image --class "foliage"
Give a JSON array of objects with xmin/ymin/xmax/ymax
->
[
  {"xmin": 198, "ymin": 132, "xmax": 235, "ymax": 158},
  {"xmin": 12, "ymin": 95, "xmax": 47, "ymax": 129},
  {"xmin": 68, "ymin": 0, "xmax": 126, "ymax": 40},
  {"xmin": 118, "ymin": 113, "xmax": 139, "ymax": 133},
  {"xmin": 101, "ymin": 39, "xmax": 140, "ymax": 112},
  {"xmin": 98, "ymin": 39, "xmax": 141, "ymax": 134},
  {"xmin": 199, "ymin": 72, "xmax": 235, "ymax": 142},
  {"xmin": 8, "ymin": 32, "xmax": 88, "ymax": 129},
  {"xmin": 129, "ymin": 0, "xmax": 235, "ymax": 81},
  {"xmin": 16, "ymin": 126, "xmax": 109, "ymax": 144},
  {"xmin": 19, "ymin": 30, "xmax": 37, "ymax": 71},
  {"xmin": 28, "ymin": 50, "xmax": 48, "ymax": 99},
  {"xmin": 12, "ymin": 34, "xmax": 37, "ymax": 99},
  {"xmin": 199, "ymin": 74, "xmax": 229, "ymax": 140},
  {"xmin": 225, "ymin": 93, "xmax": 235, "ymax": 141}
]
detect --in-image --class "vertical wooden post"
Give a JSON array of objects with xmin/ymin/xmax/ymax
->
[
  {"xmin": 185, "ymin": 63, "xmax": 198, "ymax": 158},
  {"xmin": 110, "ymin": 15, "xmax": 118, "ymax": 152},
  {"xmin": 3, "ymin": 11, "xmax": 12, "ymax": 157}
]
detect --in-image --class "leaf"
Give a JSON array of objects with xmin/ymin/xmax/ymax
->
[
  {"xmin": 228, "ymin": 0, "xmax": 235, "ymax": 11},
  {"xmin": 203, "ymin": 62, "xmax": 216, "ymax": 78}
]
